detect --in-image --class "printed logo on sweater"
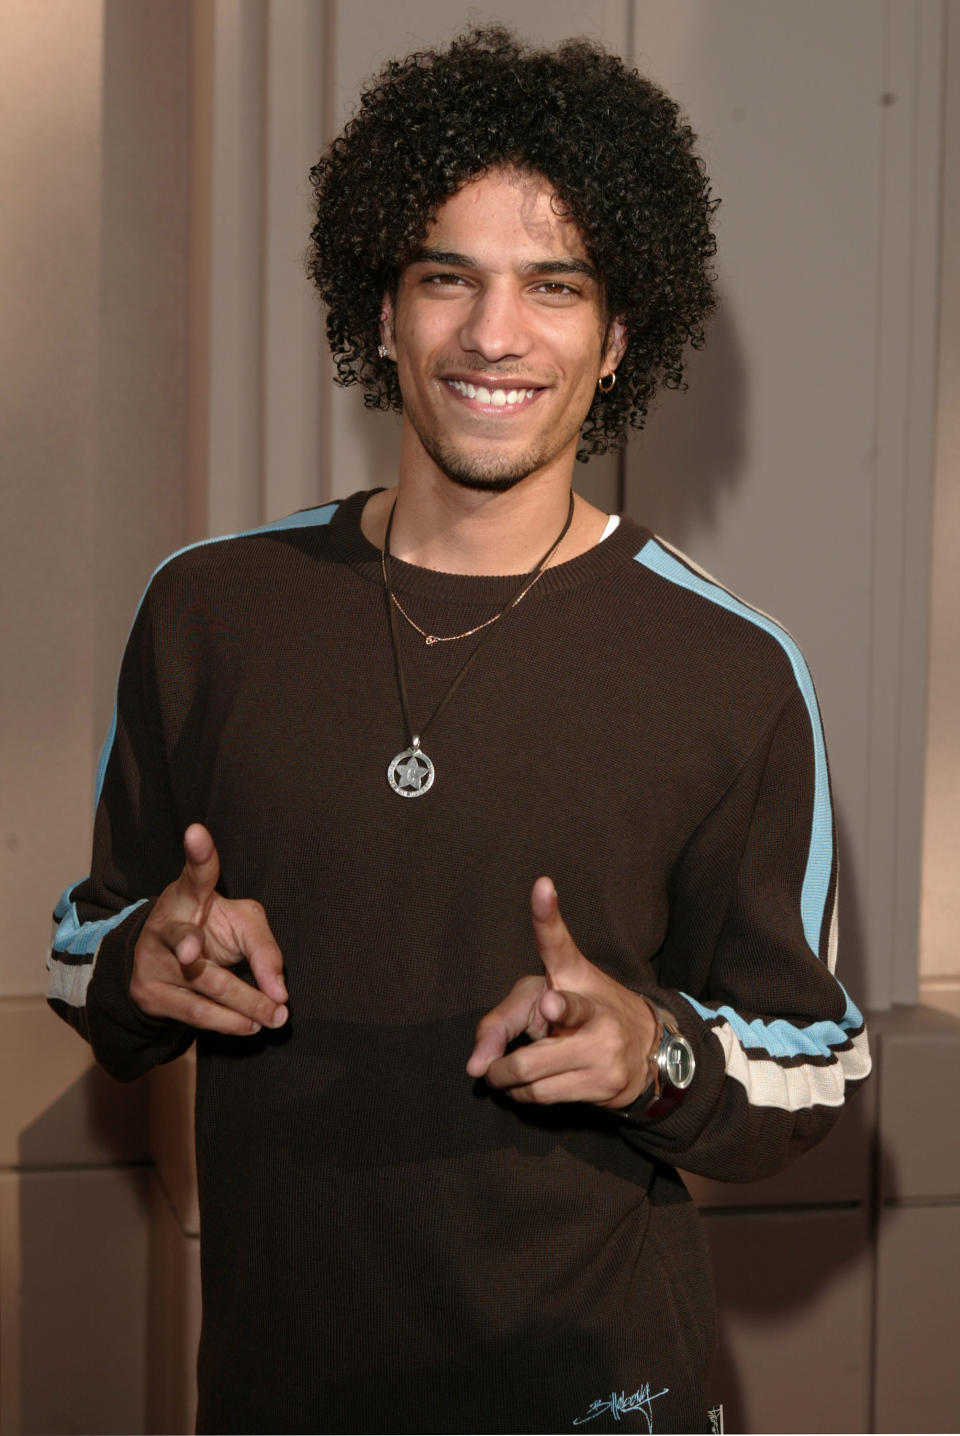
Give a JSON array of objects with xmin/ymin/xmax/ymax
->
[{"xmin": 572, "ymin": 1382, "xmax": 669, "ymax": 1429}]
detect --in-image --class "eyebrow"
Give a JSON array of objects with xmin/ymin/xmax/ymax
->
[{"xmin": 409, "ymin": 248, "xmax": 600, "ymax": 282}]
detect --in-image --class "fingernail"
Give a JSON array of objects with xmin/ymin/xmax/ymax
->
[
  {"xmin": 249, "ymin": 1022, "xmax": 262, "ymax": 1034},
  {"xmin": 271, "ymin": 1005, "xmax": 288, "ymax": 1028}
]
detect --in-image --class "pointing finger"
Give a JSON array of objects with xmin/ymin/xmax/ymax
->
[
  {"xmin": 530, "ymin": 877, "xmax": 585, "ymax": 988},
  {"xmin": 178, "ymin": 823, "xmax": 221, "ymax": 910}
]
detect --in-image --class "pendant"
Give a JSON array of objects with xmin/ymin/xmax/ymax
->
[{"xmin": 387, "ymin": 740, "xmax": 435, "ymax": 797}]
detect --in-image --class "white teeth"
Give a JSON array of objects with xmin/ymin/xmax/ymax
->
[{"xmin": 448, "ymin": 381, "xmax": 536, "ymax": 404}]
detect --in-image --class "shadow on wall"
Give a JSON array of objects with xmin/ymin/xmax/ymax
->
[
  {"xmin": 625, "ymin": 300, "xmax": 748, "ymax": 549},
  {"xmin": 696, "ymin": 1049, "xmax": 883, "ymax": 1434},
  {"xmin": 333, "ymin": 378, "xmax": 403, "ymax": 497},
  {"xmin": 17, "ymin": 1062, "xmax": 147, "ymax": 1170},
  {"xmin": 17, "ymin": 1071, "xmax": 150, "ymax": 1436}
]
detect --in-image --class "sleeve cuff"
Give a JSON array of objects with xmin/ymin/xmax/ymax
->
[{"xmin": 86, "ymin": 900, "xmax": 195, "ymax": 1080}]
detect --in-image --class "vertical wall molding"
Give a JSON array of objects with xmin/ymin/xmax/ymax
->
[
  {"xmin": 867, "ymin": 0, "xmax": 945, "ymax": 1006},
  {"xmin": 204, "ymin": 0, "xmax": 266, "ymax": 536},
  {"xmin": 261, "ymin": 0, "xmax": 330, "ymax": 520},
  {"xmin": 187, "ymin": 1, "xmax": 331, "ymax": 537}
]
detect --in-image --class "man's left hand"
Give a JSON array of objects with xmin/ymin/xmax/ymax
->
[{"xmin": 466, "ymin": 877, "xmax": 659, "ymax": 1109}]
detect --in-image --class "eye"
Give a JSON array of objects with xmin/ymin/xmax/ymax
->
[
  {"xmin": 531, "ymin": 281, "xmax": 581, "ymax": 302},
  {"xmin": 422, "ymin": 271, "xmax": 469, "ymax": 287}
]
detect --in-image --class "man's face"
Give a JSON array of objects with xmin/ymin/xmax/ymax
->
[{"xmin": 381, "ymin": 167, "xmax": 625, "ymax": 493}]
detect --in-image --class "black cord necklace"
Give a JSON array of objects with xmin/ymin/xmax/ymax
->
[{"xmin": 382, "ymin": 491, "xmax": 576, "ymax": 796}]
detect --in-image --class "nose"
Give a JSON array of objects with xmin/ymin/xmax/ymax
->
[{"xmin": 458, "ymin": 281, "xmax": 531, "ymax": 362}]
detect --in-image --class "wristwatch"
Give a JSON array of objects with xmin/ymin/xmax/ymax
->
[{"xmin": 641, "ymin": 1003, "xmax": 696, "ymax": 1120}]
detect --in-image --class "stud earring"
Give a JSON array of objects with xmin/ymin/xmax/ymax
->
[{"xmin": 377, "ymin": 344, "xmax": 390, "ymax": 360}]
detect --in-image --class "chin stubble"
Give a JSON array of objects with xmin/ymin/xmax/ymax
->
[{"xmin": 422, "ymin": 436, "xmax": 550, "ymax": 493}]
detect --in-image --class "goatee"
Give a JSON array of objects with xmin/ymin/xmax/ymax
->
[{"xmin": 423, "ymin": 439, "xmax": 545, "ymax": 494}]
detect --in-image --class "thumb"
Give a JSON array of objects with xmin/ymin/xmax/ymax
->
[
  {"xmin": 178, "ymin": 823, "xmax": 220, "ymax": 912},
  {"xmin": 530, "ymin": 877, "xmax": 586, "ymax": 990}
]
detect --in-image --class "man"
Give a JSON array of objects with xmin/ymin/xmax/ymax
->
[{"xmin": 48, "ymin": 27, "xmax": 870, "ymax": 1435}]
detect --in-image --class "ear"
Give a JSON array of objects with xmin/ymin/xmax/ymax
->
[
  {"xmin": 602, "ymin": 315, "xmax": 627, "ymax": 377},
  {"xmin": 379, "ymin": 293, "xmax": 396, "ymax": 359}
]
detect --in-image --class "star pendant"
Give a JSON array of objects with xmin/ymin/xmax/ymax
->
[{"xmin": 387, "ymin": 746, "xmax": 435, "ymax": 797}]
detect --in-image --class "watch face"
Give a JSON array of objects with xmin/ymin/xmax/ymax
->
[{"xmin": 663, "ymin": 1036, "xmax": 695, "ymax": 1090}]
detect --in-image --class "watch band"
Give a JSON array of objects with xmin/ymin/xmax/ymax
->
[
  {"xmin": 613, "ymin": 1000, "xmax": 696, "ymax": 1124},
  {"xmin": 641, "ymin": 1002, "xmax": 695, "ymax": 1120}
]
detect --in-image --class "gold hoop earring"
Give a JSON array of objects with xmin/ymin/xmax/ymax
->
[{"xmin": 598, "ymin": 371, "xmax": 616, "ymax": 393}]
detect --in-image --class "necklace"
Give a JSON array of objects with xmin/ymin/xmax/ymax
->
[
  {"xmin": 383, "ymin": 491, "xmax": 575, "ymax": 796},
  {"xmin": 381, "ymin": 498, "xmax": 573, "ymax": 645}
]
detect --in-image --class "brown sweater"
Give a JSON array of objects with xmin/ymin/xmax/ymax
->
[{"xmin": 49, "ymin": 490, "xmax": 870, "ymax": 1433}]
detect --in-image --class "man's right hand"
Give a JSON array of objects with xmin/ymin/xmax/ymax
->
[{"xmin": 129, "ymin": 823, "xmax": 288, "ymax": 1035}]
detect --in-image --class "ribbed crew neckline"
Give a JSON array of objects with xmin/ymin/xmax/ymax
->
[{"xmin": 325, "ymin": 488, "xmax": 650, "ymax": 604}]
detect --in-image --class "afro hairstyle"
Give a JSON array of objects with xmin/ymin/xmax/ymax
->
[{"xmin": 307, "ymin": 25, "xmax": 718, "ymax": 460}]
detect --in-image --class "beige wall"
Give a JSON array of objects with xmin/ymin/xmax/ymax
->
[
  {"xmin": 2, "ymin": 0, "xmax": 957, "ymax": 1432},
  {"xmin": 1, "ymin": 0, "xmax": 191, "ymax": 1429},
  {"xmin": 0, "ymin": 9, "xmax": 119, "ymax": 1425},
  {"xmin": 2, "ymin": 0, "xmax": 102, "ymax": 998}
]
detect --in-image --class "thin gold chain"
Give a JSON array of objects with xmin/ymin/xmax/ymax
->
[
  {"xmin": 379, "ymin": 497, "xmax": 574, "ymax": 646},
  {"xmin": 384, "ymin": 566, "xmax": 549, "ymax": 644}
]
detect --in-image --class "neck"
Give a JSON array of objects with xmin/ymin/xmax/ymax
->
[{"xmin": 361, "ymin": 473, "xmax": 607, "ymax": 576}]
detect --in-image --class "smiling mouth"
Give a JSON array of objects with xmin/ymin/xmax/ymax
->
[{"xmin": 444, "ymin": 379, "xmax": 539, "ymax": 407}]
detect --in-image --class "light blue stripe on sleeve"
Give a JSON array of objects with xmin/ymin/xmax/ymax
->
[
  {"xmin": 680, "ymin": 984, "xmax": 865, "ymax": 1061},
  {"xmin": 634, "ymin": 538, "xmax": 833, "ymax": 961},
  {"xmin": 51, "ymin": 884, "xmax": 148, "ymax": 956}
]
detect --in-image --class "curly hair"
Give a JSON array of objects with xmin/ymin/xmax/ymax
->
[{"xmin": 307, "ymin": 26, "xmax": 718, "ymax": 460}]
